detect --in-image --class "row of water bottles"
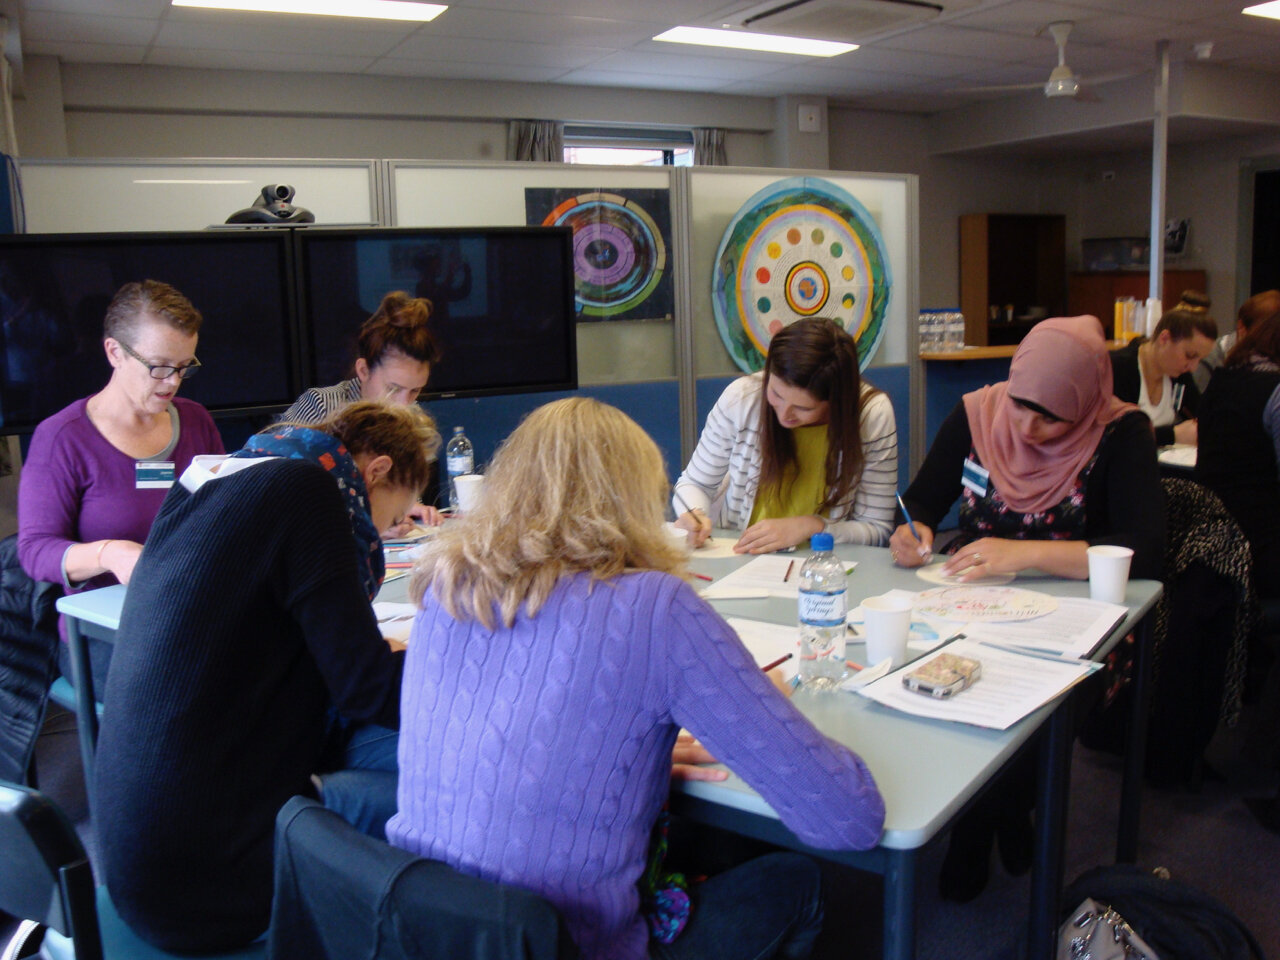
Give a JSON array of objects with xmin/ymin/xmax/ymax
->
[{"xmin": 918, "ymin": 309, "xmax": 966, "ymax": 353}]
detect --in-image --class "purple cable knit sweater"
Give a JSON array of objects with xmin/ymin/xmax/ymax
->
[{"xmin": 388, "ymin": 569, "xmax": 885, "ymax": 960}]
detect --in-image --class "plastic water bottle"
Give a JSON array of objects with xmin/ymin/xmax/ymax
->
[
  {"xmin": 798, "ymin": 532, "xmax": 848, "ymax": 691},
  {"xmin": 445, "ymin": 426, "xmax": 474, "ymax": 512}
]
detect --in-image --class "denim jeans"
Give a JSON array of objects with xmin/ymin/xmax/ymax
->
[
  {"xmin": 651, "ymin": 852, "xmax": 824, "ymax": 960},
  {"xmin": 316, "ymin": 715, "xmax": 399, "ymax": 839}
]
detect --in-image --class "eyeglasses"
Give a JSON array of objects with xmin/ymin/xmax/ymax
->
[{"xmin": 117, "ymin": 339, "xmax": 202, "ymax": 380}]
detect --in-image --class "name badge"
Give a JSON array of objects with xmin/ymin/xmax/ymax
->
[
  {"xmin": 961, "ymin": 458, "xmax": 989, "ymax": 497},
  {"xmin": 136, "ymin": 461, "xmax": 176, "ymax": 489}
]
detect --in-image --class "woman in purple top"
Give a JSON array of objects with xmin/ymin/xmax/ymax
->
[
  {"xmin": 389, "ymin": 397, "xmax": 884, "ymax": 960},
  {"xmin": 17, "ymin": 280, "xmax": 224, "ymax": 694}
]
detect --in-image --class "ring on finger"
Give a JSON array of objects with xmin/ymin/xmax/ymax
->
[{"xmin": 972, "ymin": 552, "xmax": 984, "ymax": 565}]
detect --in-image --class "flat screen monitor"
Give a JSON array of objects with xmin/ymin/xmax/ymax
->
[
  {"xmin": 296, "ymin": 227, "xmax": 577, "ymax": 399},
  {"xmin": 0, "ymin": 230, "xmax": 297, "ymax": 434}
]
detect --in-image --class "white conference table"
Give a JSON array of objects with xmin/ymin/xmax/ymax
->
[
  {"xmin": 667, "ymin": 537, "xmax": 1161, "ymax": 960},
  {"xmin": 57, "ymin": 538, "xmax": 1161, "ymax": 960}
]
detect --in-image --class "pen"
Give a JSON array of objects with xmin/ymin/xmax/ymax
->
[
  {"xmin": 691, "ymin": 572, "xmax": 713, "ymax": 582},
  {"xmin": 783, "ymin": 559, "xmax": 795, "ymax": 582},
  {"xmin": 761, "ymin": 653, "xmax": 793, "ymax": 673},
  {"xmin": 844, "ymin": 660, "xmax": 864, "ymax": 672},
  {"xmin": 896, "ymin": 493, "xmax": 932, "ymax": 561},
  {"xmin": 672, "ymin": 489, "xmax": 713, "ymax": 544}
]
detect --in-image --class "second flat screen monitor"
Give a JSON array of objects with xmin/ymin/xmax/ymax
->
[{"xmin": 298, "ymin": 227, "xmax": 577, "ymax": 399}]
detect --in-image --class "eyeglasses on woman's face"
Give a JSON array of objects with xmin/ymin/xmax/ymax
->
[{"xmin": 117, "ymin": 339, "xmax": 202, "ymax": 380}]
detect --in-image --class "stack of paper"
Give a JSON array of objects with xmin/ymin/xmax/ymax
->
[{"xmin": 856, "ymin": 636, "xmax": 1098, "ymax": 730}]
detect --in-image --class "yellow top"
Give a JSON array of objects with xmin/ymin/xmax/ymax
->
[{"xmin": 750, "ymin": 424, "xmax": 829, "ymax": 525}]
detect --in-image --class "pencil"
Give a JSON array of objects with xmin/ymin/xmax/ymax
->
[
  {"xmin": 691, "ymin": 572, "xmax": 713, "ymax": 582},
  {"xmin": 844, "ymin": 660, "xmax": 864, "ymax": 672},
  {"xmin": 672, "ymin": 489, "xmax": 713, "ymax": 544},
  {"xmin": 896, "ymin": 492, "xmax": 932, "ymax": 561},
  {"xmin": 761, "ymin": 653, "xmax": 793, "ymax": 672},
  {"xmin": 783, "ymin": 559, "xmax": 795, "ymax": 582}
]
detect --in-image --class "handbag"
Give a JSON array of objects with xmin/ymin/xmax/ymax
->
[{"xmin": 1058, "ymin": 897, "xmax": 1160, "ymax": 960}]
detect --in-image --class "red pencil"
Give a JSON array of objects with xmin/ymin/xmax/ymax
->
[
  {"xmin": 691, "ymin": 572, "xmax": 713, "ymax": 582},
  {"xmin": 761, "ymin": 653, "xmax": 794, "ymax": 672}
]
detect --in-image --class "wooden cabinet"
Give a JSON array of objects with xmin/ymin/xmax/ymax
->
[
  {"xmin": 1068, "ymin": 270, "xmax": 1209, "ymax": 333},
  {"xmin": 959, "ymin": 213, "xmax": 1066, "ymax": 347}
]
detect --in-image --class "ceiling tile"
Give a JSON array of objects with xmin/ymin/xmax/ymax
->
[
  {"xmin": 581, "ymin": 49, "xmax": 786, "ymax": 81},
  {"xmin": 23, "ymin": 11, "xmax": 158, "ymax": 45},
  {"xmin": 835, "ymin": 45, "xmax": 990, "ymax": 79},
  {"xmin": 557, "ymin": 68, "xmax": 733, "ymax": 92},
  {"xmin": 22, "ymin": 0, "xmax": 169, "ymax": 14},
  {"xmin": 24, "ymin": 39, "xmax": 147, "ymax": 63},
  {"xmin": 385, "ymin": 34, "xmax": 610, "ymax": 69},
  {"xmin": 145, "ymin": 45, "xmax": 377, "ymax": 73},
  {"xmin": 425, "ymin": 7, "xmax": 653, "ymax": 47},
  {"xmin": 367, "ymin": 59, "xmax": 568, "ymax": 82},
  {"xmin": 154, "ymin": 19, "xmax": 411, "ymax": 57},
  {"xmin": 878, "ymin": 24, "xmax": 1064, "ymax": 61}
]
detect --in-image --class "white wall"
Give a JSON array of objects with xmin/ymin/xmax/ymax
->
[{"xmin": 830, "ymin": 106, "xmax": 1069, "ymax": 311}]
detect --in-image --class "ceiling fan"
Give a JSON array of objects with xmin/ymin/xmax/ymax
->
[{"xmin": 955, "ymin": 21, "xmax": 1132, "ymax": 102}]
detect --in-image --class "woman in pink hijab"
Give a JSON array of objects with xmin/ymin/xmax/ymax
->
[
  {"xmin": 890, "ymin": 315, "xmax": 1165, "ymax": 902},
  {"xmin": 892, "ymin": 315, "xmax": 1164, "ymax": 582}
]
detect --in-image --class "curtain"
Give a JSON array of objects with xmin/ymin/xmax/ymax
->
[
  {"xmin": 508, "ymin": 120, "xmax": 564, "ymax": 162},
  {"xmin": 693, "ymin": 128, "xmax": 727, "ymax": 166}
]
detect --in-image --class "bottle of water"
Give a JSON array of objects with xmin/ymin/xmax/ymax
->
[
  {"xmin": 445, "ymin": 426, "xmax": 474, "ymax": 512},
  {"xmin": 798, "ymin": 532, "xmax": 848, "ymax": 691},
  {"xmin": 946, "ymin": 309, "xmax": 966, "ymax": 351}
]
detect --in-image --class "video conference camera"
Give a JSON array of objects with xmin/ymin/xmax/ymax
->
[{"xmin": 225, "ymin": 184, "xmax": 315, "ymax": 225}]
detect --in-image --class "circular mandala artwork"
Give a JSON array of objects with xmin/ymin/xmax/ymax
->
[
  {"xmin": 712, "ymin": 177, "xmax": 892, "ymax": 372},
  {"xmin": 540, "ymin": 191, "xmax": 667, "ymax": 318}
]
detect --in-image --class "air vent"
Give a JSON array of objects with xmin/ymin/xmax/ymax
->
[{"xmin": 708, "ymin": 0, "xmax": 974, "ymax": 44}]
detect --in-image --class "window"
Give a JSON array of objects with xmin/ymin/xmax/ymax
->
[{"xmin": 563, "ymin": 126, "xmax": 694, "ymax": 167}]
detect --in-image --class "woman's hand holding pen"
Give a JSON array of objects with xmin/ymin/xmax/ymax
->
[
  {"xmin": 889, "ymin": 521, "xmax": 934, "ymax": 567},
  {"xmin": 673, "ymin": 506, "xmax": 713, "ymax": 547}
]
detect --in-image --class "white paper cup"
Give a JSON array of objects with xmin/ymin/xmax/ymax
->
[
  {"xmin": 664, "ymin": 522, "xmax": 694, "ymax": 552},
  {"xmin": 453, "ymin": 474, "xmax": 484, "ymax": 514},
  {"xmin": 862, "ymin": 594, "xmax": 914, "ymax": 668},
  {"xmin": 1087, "ymin": 545, "xmax": 1134, "ymax": 604}
]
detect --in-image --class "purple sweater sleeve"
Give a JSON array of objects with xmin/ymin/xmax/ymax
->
[
  {"xmin": 659, "ymin": 582, "xmax": 885, "ymax": 850},
  {"xmin": 17, "ymin": 410, "xmax": 90, "ymax": 585}
]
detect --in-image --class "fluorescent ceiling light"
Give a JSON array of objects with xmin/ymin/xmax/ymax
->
[
  {"xmin": 1243, "ymin": 1, "xmax": 1280, "ymax": 18},
  {"xmin": 654, "ymin": 26, "xmax": 856, "ymax": 57},
  {"xmin": 171, "ymin": 0, "xmax": 447, "ymax": 21}
]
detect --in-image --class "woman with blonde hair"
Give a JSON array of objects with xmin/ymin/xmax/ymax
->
[
  {"xmin": 389, "ymin": 397, "xmax": 884, "ymax": 960},
  {"xmin": 96, "ymin": 401, "xmax": 438, "ymax": 952}
]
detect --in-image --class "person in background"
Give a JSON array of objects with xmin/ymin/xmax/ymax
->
[
  {"xmin": 282, "ymin": 289, "xmax": 442, "ymax": 532},
  {"xmin": 1109, "ymin": 292, "xmax": 1217, "ymax": 447},
  {"xmin": 891, "ymin": 315, "xmax": 1165, "ymax": 901},
  {"xmin": 390, "ymin": 397, "xmax": 884, "ymax": 960},
  {"xmin": 1195, "ymin": 289, "xmax": 1280, "ymax": 392},
  {"xmin": 17, "ymin": 280, "xmax": 223, "ymax": 699},
  {"xmin": 1197, "ymin": 308, "xmax": 1280, "ymax": 833},
  {"xmin": 673, "ymin": 317, "xmax": 897, "ymax": 553},
  {"xmin": 95, "ymin": 401, "xmax": 438, "ymax": 953}
]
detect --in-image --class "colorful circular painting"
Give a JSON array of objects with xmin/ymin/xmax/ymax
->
[
  {"xmin": 537, "ymin": 190, "xmax": 667, "ymax": 319},
  {"xmin": 712, "ymin": 177, "xmax": 892, "ymax": 372}
]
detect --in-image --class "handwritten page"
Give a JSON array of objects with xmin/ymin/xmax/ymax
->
[
  {"xmin": 691, "ymin": 538, "xmax": 747, "ymax": 559},
  {"xmin": 855, "ymin": 637, "xmax": 1097, "ymax": 729},
  {"xmin": 971, "ymin": 596, "xmax": 1126, "ymax": 659},
  {"xmin": 725, "ymin": 617, "xmax": 801, "ymax": 683},
  {"xmin": 700, "ymin": 554, "xmax": 800, "ymax": 600}
]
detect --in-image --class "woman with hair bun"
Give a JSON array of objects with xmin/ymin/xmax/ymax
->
[
  {"xmin": 673, "ymin": 317, "xmax": 898, "ymax": 553},
  {"xmin": 1109, "ymin": 291, "xmax": 1217, "ymax": 446},
  {"xmin": 283, "ymin": 290, "xmax": 442, "ymax": 529}
]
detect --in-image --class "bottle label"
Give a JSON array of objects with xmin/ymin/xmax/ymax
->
[
  {"xmin": 446, "ymin": 454, "xmax": 473, "ymax": 477},
  {"xmin": 798, "ymin": 589, "xmax": 847, "ymax": 626}
]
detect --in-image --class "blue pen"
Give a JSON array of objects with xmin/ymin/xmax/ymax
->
[{"xmin": 896, "ymin": 493, "xmax": 932, "ymax": 562}]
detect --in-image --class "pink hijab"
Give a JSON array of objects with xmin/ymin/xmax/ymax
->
[{"xmin": 962, "ymin": 315, "xmax": 1136, "ymax": 514}]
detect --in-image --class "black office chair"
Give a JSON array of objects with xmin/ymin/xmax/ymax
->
[
  {"xmin": 0, "ymin": 778, "xmax": 266, "ymax": 960},
  {"xmin": 269, "ymin": 796, "xmax": 578, "ymax": 960}
]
